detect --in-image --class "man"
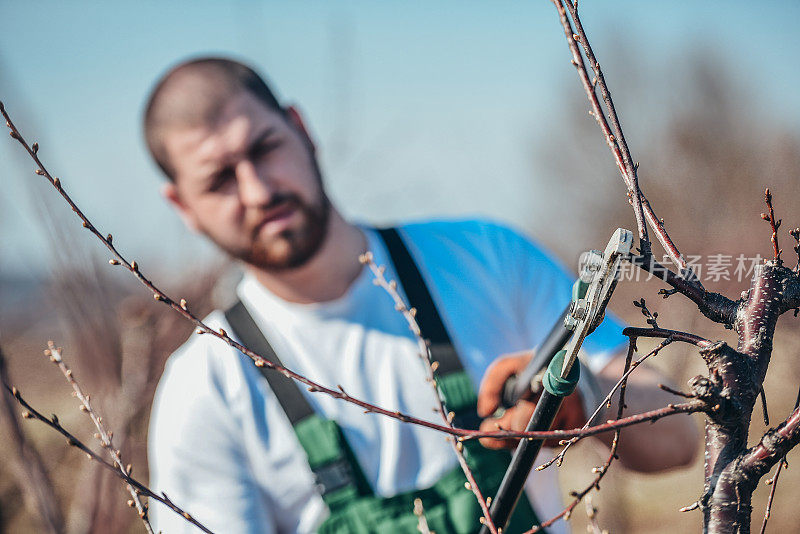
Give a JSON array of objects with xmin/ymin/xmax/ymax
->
[{"xmin": 144, "ymin": 58, "xmax": 697, "ymax": 534}]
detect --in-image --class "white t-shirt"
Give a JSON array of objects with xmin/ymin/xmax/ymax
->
[{"xmin": 148, "ymin": 219, "xmax": 626, "ymax": 534}]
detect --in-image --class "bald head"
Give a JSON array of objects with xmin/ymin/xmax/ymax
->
[{"xmin": 143, "ymin": 57, "xmax": 282, "ymax": 180}]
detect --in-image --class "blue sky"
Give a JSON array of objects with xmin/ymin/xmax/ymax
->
[{"xmin": 2, "ymin": 1, "xmax": 800, "ymax": 278}]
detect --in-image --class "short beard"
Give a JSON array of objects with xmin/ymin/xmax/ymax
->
[{"xmin": 242, "ymin": 191, "xmax": 331, "ymax": 271}]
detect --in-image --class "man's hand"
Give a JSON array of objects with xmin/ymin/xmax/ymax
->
[{"xmin": 476, "ymin": 351, "xmax": 586, "ymax": 449}]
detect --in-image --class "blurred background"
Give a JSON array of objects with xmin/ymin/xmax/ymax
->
[{"xmin": 2, "ymin": 1, "xmax": 800, "ymax": 532}]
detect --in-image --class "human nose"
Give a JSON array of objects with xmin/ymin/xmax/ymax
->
[{"xmin": 235, "ymin": 159, "xmax": 272, "ymax": 207}]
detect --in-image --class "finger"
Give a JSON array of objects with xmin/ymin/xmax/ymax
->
[
  {"xmin": 510, "ymin": 400, "xmax": 537, "ymax": 431},
  {"xmin": 477, "ymin": 353, "xmax": 532, "ymax": 417},
  {"xmin": 499, "ymin": 349, "xmax": 536, "ymax": 361},
  {"xmin": 477, "ymin": 400, "xmax": 537, "ymax": 450},
  {"xmin": 478, "ymin": 414, "xmax": 517, "ymax": 450}
]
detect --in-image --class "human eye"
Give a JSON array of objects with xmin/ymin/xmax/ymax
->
[
  {"xmin": 250, "ymin": 137, "xmax": 281, "ymax": 160},
  {"xmin": 207, "ymin": 167, "xmax": 235, "ymax": 193}
]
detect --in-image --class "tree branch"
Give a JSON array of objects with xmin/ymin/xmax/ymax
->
[
  {"xmin": 758, "ymin": 385, "xmax": 800, "ymax": 534},
  {"xmin": 4, "ymin": 384, "xmax": 214, "ymax": 534},
  {"xmin": 553, "ymin": 0, "xmax": 718, "ymax": 287},
  {"xmin": 740, "ymin": 404, "xmax": 800, "ymax": 494},
  {"xmin": 560, "ymin": 0, "xmax": 647, "ymax": 247},
  {"xmin": 0, "ymin": 103, "xmax": 706, "ymax": 451},
  {"xmin": 548, "ymin": 0, "xmax": 648, "ymax": 250},
  {"xmin": 45, "ymin": 342, "xmax": 153, "ymax": 533},
  {"xmin": 0, "ymin": 346, "xmax": 65, "ymax": 533},
  {"xmin": 627, "ymin": 255, "xmax": 738, "ymax": 326},
  {"xmin": 538, "ymin": 334, "xmax": 674, "ymax": 471},
  {"xmin": 526, "ymin": 334, "xmax": 637, "ymax": 533},
  {"xmin": 762, "ymin": 188, "xmax": 782, "ymax": 264},
  {"xmin": 550, "ymin": 3, "xmax": 800, "ymax": 531},
  {"xmin": 622, "ymin": 326, "xmax": 712, "ymax": 348},
  {"xmin": 362, "ymin": 253, "xmax": 497, "ymax": 534},
  {"xmin": 706, "ymin": 405, "xmax": 800, "ymax": 533},
  {"xmin": 757, "ymin": 456, "xmax": 786, "ymax": 534}
]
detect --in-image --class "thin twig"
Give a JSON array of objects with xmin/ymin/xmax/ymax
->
[
  {"xmin": 622, "ymin": 327, "xmax": 712, "ymax": 348},
  {"xmin": 414, "ymin": 498, "xmax": 433, "ymax": 534},
  {"xmin": 762, "ymin": 188, "xmax": 782, "ymax": 264},
  {"xmin": 541, "ymin": 324, "xmax": 712, "ymax": 470},
  {"xmin": 633, "ymin": 297, "xmax": 659, "ymax": 328},
  {"xmin": 640, "ymin": 198, "xmax": 692, "ymax": 279},
  {"xmin": 45, "ymin": 342, "xmax": 154, "ymax": 533},
  {"xmin": 526, "ymin": 334, "xmax": 637, "ymax": 533},
  {"xmin": 0, "ymin": 345, "xmax": 65, "ymax": 533},
  {"xmin": 584, "ymin": 494, "xmax": 605, "ymax": 534},
  {"xmin": 659, "ymin": 384, "xmax": 697, "ymax": 400},
  {"xmin": 553, "ymin": 0, "xmax": 703, "ymax": 279},
  {"xmin": 627, "ymin": 255, "xmax": 710, "ymax": 311},
  {"xmin": 758, "ymin": 384, "xmax": 800, "ymax": 534},
  {"xmin": 538, "ymin": 334, "xmax": 674, "ymax": 471},
  {"xmin": 560, "ymin": 0, "xmax": 647, "ymax": 250},
  {"xmin": 548, "ymin": 0, "xmax": 646, "ymax": 247},
  {"xmin": 4, "ymin": 383, "xmax": 214, "ymax": 534},
  {"xmin": 363, "ymin": 253, "xmax": 497, "ymax": 534},
  {"xmin": 0, "ymin": 102, "xmax": 705, "ymax": 445},
  {"xmin": 758, "ymin": 458, "xmax": 786, "ymax": 534},
  {"xmin": 760, "ymin": 387, "xmax": 770, "ymax": 427},
  {"xmin": 788, "ymin": 227, "xmax": 800, "ymax": 272}
]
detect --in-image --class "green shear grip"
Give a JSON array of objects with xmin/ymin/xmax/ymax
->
[
  {"xmin": 540, "ymin": 280, "xmax": 586, "ymax": 399},
  {"xmin": 542, "ymin": 349, "xmax": 580, "ymax": 397}
]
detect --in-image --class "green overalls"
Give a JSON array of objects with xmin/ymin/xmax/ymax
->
[{"xmin": 225, "ymin": 228, "xmax": 545, "ymax": 533}]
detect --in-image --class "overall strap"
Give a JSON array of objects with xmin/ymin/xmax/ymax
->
[
  {"xmin": 225, "ymin": 302, "xmax": 370, "ymax": 504},
  {"xmin": 376, "ymin": 227, "xmax": 462, "ymax": 376},
  {"xmin": 371, "ymin": 228, "xmax": 544, "ymax": 533},
  {"xmin": 225, "ymin": 301, "xmax": 314, "ymax": 424},
  {"xmin": 377, "ymin": 227, "xmax": 480, "ymax": 430}
]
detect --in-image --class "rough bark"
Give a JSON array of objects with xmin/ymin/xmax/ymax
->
[{"xmin": 701, "ymin": 262, "xmax": 800, "ymax": 533}]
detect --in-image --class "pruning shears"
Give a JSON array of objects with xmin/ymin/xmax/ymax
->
[{"xmin": 480, "ymin": 227, "xmax": 633, "ymax": 534}]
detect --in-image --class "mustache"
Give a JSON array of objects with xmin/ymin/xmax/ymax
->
[
  {"xmin": 247, "ymin": 192, "xmax": 302, "ymax": 234},
  {"xmin": 260, "ymin": 191, "xmax": 300, "ymax": 211}
]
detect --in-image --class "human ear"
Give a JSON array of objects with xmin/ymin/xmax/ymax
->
[
  {"xmin": 285, "ymin": 105, "xmax": 316, "ymax": 153},
  {"xmin": 161, "ymin": 182, "xmax": 201, "ymax": 233}
]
